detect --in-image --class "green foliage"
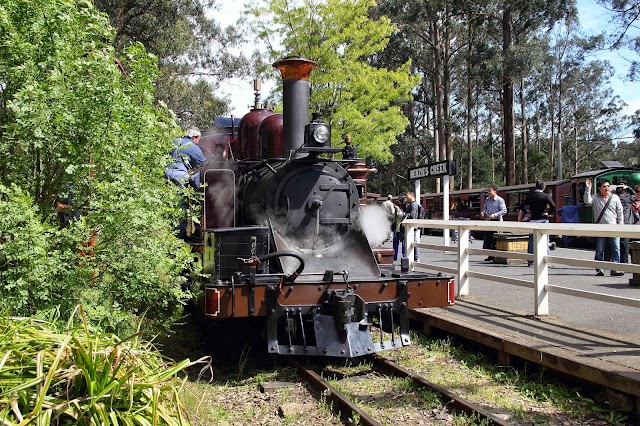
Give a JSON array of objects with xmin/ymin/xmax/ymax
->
[
  {"xmin": 0, "ymin": 185, "xmax": 82, "ymax": 315},
  {"xmin": 246, "ymin": 0, "xmax": 419, "ymax": 162},
  {"xmin": 156, "ymin": 78, "xmax": 228, "ymax": 129},
  {"xmin": 596, "ymin": 0, "xmax": 640, "ymax": 80},
  {"xmin": 93, "ymin": 0, "xmax": 250, "ymax": 128},
  {"xmin": 0, "ymin": 308, "xmax": 197, "ymax": 425},
  {"xmin": 0, "ymin": 0, "xmax": 194, "ymax": 334}
]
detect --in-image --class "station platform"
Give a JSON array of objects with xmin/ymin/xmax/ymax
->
[{"xmin": 411, "ymin": 299, "xmax": 640, "ymax": 412}]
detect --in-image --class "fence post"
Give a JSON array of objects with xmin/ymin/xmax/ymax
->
[
  {"xmin": 458, "ymin": 225, "xmax": 470, "ymax": 297},
  {"xmin": 534, "ymin": 228, "xmax": 549, "ymax": 315},
  {"xmin": 406, "ymin": 224, "xmax": 415, "ymax": 271}
]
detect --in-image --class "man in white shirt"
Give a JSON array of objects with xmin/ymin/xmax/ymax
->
[
  {"xmin": 481, "ymin": 185, "xmax": 507, "ymax": 261},
  {"xmin": 584, "ymin": 178, "xmax": 624, "ymax": 276}
]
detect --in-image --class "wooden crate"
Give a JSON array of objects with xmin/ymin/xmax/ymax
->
[{"xmin": 494, "ymin": 233, "xmax": 528, "ymax": 264}]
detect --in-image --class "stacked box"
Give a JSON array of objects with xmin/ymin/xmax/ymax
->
[{"xmin": 494, "ymin": 233, "xmax": 529, "ymax": 265}]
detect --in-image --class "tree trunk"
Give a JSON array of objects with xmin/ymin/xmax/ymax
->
[
  {"xmin": 574, "ymin": 126, "xmax": 578, "ymax": 175},
  {"xmin": 535, "ymin": 103, "xmax": 540, "ymax": 153},
  {"xmin": 502, "ymin": 4, "xmax": 515, "ymax": 185},
  {"xmin": 431, "ymin": 74, "xmax": 441, "ymax": 193},
  {"xmin": 549, "ymin": 75, "xmax": 556, "ymax": 173},
  {"xmin": 520, "ymin": 79, "xmax": 528, "ymax": 183},
  {"xmin": 466, "ymin": 20, "xmax": 474, "ymax": 189},
  {"xmin": 432, "ymin": 19, "xmax": 445, "ymax": 192},
  {"xmin": 443, "ymin": 10, "xmax": 453, "ymax": 190},
  {"xmin": 557, "ymin": 71, "xmax": 563, "ymax": 180},
  {"xmin": 489, "ymin": 110, "xmax": 495, "ymax": 184}
]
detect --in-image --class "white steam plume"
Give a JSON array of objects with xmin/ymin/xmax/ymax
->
[{"xmin": 358, "ymin": 204, "xmax": 391, "ymax": 247}]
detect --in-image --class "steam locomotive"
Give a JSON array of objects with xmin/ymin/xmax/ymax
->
[{"xmin": 191, "ymin": 57, "xmax": 454, "ymax": 357}]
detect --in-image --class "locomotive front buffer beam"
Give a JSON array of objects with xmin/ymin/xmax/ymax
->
[{"xmin": 265, "ymin": 281, "xmax": 411, "ymax": 357}]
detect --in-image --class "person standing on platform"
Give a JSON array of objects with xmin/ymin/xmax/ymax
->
[
  {"xmin": 518, "ymin": 180, "xmax": 555, "ymax": 266},
  {"xmin": 616, "ymin": 183, "xmax": 637, "ymax": 263},
  {"xmin": 481, "ymin": 185, "xmax": 507, "ymax": 261},
  {"xmin": 584, "ymin": 178, "xmax": 624, "ymax": 276},
  {"xmin": 382, "ymin": 195, "xmax": 396, "ymax": 242},
  {"xmin": 392, "ymin": 199, "xmax": 405, "ymax": 260},
  {"xmin": 633, "ymin": 192, "xmax": 640, "ymax": 222},
  {"xmin": 404, "ymin": 192, "xmax": 421, "ymax": 263}
]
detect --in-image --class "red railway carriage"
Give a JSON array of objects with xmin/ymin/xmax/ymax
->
[
  {"xmin": 190, "ymin": 57, "xmax": 454, "ymax": 358},
  {"xmin": 417, "ymin": 179, "xmax": 570, "ymax": 223}
]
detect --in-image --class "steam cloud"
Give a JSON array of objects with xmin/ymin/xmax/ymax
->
[{"xmin": 358, "ymin": 204, "xmax": 392, "ymax": 247}]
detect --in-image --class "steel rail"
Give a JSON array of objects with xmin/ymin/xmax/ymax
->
[
  {"xmin": 290, "ymin": 358, "xmax": 382, "ymax": 426},
  {"xmin": 369, "ymin": 354, "xmax": 512, "ymax": 426}
]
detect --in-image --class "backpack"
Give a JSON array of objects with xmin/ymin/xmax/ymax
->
[{"xmin": 417, "ymin": 203, "xmax": 426, "ymax": 219}]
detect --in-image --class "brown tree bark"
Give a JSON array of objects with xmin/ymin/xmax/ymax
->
[
  {"xmin": 467, "ymin": 20, "xmax": 474, "ymax": 189},
  {"xmin": 520, "ymin": 79, "xmax": 528, "ymax": 184},
  {"xmin": 502, "ymin": 4, "xmax": 516, "ymax": 185}
]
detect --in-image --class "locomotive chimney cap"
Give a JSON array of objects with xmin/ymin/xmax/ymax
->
[{"xmin": 273, "ymin": 56, "xmax": 318, "ymax": 81}]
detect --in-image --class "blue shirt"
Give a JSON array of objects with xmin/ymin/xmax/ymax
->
[
  {"xmin": 483, "ymin": 195, "xmax": 507, "ymax": 219},
  {"xmin": 165, "ymin": 137, "xmax": 206, "ymax": 187}
]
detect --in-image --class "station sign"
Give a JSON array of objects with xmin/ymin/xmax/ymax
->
[{"xmin": 408, "ymin": 160, "xmax": 457, "ymax": 181}]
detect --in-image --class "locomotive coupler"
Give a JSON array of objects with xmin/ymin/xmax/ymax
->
[{"xmin": 323, "ymin": 289, "xmax": 366, "ymax": 332}]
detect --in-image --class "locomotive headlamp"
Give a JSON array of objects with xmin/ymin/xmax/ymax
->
[
  {"xmin": 305, "ymin": 113, "xmax": 331, "ymax": 147},
  {"xmin": 313, "ymin": 125, "xmax": 330, "ymax": 144}
]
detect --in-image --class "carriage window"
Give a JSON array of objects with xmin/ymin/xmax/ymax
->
[
  {"xmin": 575, "ymin": 182, "xmax": 587, "ymax": 204},
  {"xmin": 468, "ymin": 194, "xmax": 480, "ymax": 212},
  {"xmin": 508, "ymin": 193, "xmax": 520, "ymax": 213}
]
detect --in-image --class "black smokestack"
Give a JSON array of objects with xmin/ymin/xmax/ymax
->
[{"xmin": 273, "ymin": 57, "xmax": 318, "ymax": 154}]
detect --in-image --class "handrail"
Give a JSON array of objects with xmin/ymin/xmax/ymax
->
[{"xmin": 402, "ymin": 219, "xmax": 640, "ymax": 315}]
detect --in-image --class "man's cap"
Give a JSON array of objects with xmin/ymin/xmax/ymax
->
[{"xmin": 186, "ymin": 127, "xmax": 201, "ymax": 138}]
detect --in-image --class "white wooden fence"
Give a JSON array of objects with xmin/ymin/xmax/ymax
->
[{"xmin": 403, "ymin": 219, "xmax": 640, "ymax": 315}]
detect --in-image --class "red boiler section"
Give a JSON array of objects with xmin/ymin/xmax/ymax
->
[
  {"xmin": 238, "ymin": 109, "xmax": 273, "ymax": 160},
  {"xmin": 259, "ymin": 113, "xmax": 284, "ymax": 158}
]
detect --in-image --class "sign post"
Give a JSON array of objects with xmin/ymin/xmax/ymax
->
[{"xmin": 408, "ymin": 160, "xmax": 457, "ymax": 246}]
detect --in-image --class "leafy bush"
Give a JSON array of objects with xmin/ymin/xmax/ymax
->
[
  {"xmin": 0, "ymin": 0, "xmax": 195, "ymax": 333},
  {"xmin": 0, "ymin": 308, "xmax": 200, "ymax": 425},
  {"xmin": 0, "ymin": 185, "xmax": 83, "ymax": 314}
]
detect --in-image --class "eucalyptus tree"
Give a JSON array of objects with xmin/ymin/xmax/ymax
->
[
  {"xmin": 524, "ymin": 31, "xmax": 626, "ymax": 177},
  {"xmin": 596, "ymin": 0, "xmax": 640, "ymax": 77},
  {"xmin": 483, "ymin": 0, "xmax": 577, "ymax": 184},
  {"xmin": 245, "ymin": 0, "xmax": 419, "ymax": 162},
  {"xmin": 93, "ymin": 0, "xmax": 250, "ymax": 128},
  {"xmin": 372, "ymin": 0, "xmax": 475, "ymax": 192}
]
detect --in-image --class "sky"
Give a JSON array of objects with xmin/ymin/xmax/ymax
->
[
  {"xmin": 578, "ymin": 0, "xmax": 640, "ymax": 120},
  {"xmin": 216, "ymin": 0, "xmax": 640, "ymax": 132},
  {"xmin": 214, "ymin": 2, "xmax": 272, "ymax": 117}
]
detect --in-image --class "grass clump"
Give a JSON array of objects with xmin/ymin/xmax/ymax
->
[{"xmin": 0, "ymin": 307, "xmax": 203, "ymax": 425}]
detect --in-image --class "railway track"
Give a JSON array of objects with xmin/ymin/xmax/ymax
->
[{"xmin": 291, "ymin": 354, "xmax": 512, "ymax": 426}]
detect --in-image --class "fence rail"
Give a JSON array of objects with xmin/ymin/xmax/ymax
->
[{"xmin": 403, "ymin": 219, "xmax": 640, "ymax": 315}]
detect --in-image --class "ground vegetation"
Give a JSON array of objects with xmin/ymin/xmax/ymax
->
[{"xmin": 0, "ymin": 308, "xmax": 198, "ymax": 424}]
